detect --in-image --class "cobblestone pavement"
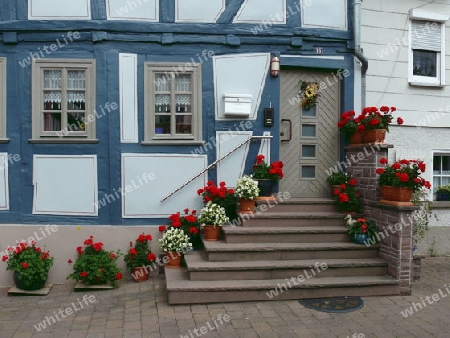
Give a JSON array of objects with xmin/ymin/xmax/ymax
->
[{"xmin": 0, "ymin": 257, "xmax": 449, "ymax": 338}]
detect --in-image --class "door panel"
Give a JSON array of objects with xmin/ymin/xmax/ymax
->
[{"xmin": 280, "ymin": 70, "xmax": 340, "ymax": 197}]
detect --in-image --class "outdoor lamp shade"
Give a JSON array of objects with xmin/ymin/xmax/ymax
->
[{"xmin": 270, "ymin": 56, "xmax": 280, "ymax": 77}]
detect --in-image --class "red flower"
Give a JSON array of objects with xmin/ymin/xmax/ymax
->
[
  {"xmin": 197, "ymin": 188, "xmax": 204, "ymax": 195},
  {"xmin": 192, "ymin": 210, "xmax": 197, "ymax": 215},
  {"xmin": 80, "ymin": 271, "xmax": 88, "ymax": 277},
  {"xmin": 391, "ymin": 107, "xmax": 396, "ymax": 111},
  {"xmin": 84, "ymin": 238, "xmax": 93, "ymax": 246},
  {"xmin": 159, "ymin": 225, "xmax": 166, "ymax": 232},
  {"xmin": 418, "ymin": 161, "xmax": 426, "ymax": 173},
  {"xmin": 147, "ymin": 253, "xmax": 157, "ymax": 261},
  {"xmin": 256, "ymin": 154, "xmax": 265, "ymax": 164},
  {"xmin": 349, "ymin": 179, "xmax": 357, "ymax": 186},
  {"xmin": 67, "ymin": 259, "xmax": 73, "ymax": 264},
  {"xmin": 338, "ymin": 193, "xmax": 349, "ymax": 203},
  {"xmin": 357, "ymin": 124, "xmax": 365, "ymax": 132},
  {"xmin": 129, "ymin": 248, "xmax": 137, "ymax": 255},
  {"xmin": 397, "ymin": 117, "xmax": 404, "ymax": 125},
  {"xmin": 333, "ymin": 189, "xmax": 340, "ymax": 195},
  {"xmin": 396, "ymin": 172, "xmax": 409, "ymax": 182},
  {"xmin": 1, "ymin": 255, "xmax": 8, "ymax": 262},
  {"xmin": 369, "ymin": 118, "xmax": 380, "ymax": 126},
  {"xmin": 109, "ymin": 253, "xmax": 116, "ymax": 259},
  {"xmin": 380, "ymin": 158, "xmax": 388, "ymax": 165},
  {"xmin": 391, "ymin": 163, "xmax": 401, "ymax": 170},
  {"xmin": 76, "ymin": 246, "xmax": 84, "ymax": 255},
  {"xmin": 376, "ymin": 168, "xmax": 385, "ymax": 175},
  {"xmin": 92, "ymin": 242, "xmax": 103, "ymax": 252},
  {"xmin": 424, "ymin": 181, "xmax": 431, "ymax": 189},
  {"xmin": 183, "ymin": 208, "xmax": 189, "ymax": 214},
  {"xmin": 188, "ymin": 227, "xmax": 199, "ymax": 234},
  {"xmin": 115, "ymin": 272, "xmax": 123, "ymax": 280},
  {"xmin": 20, "ymin": 262, "xmax": 29, "ymax": 269},
  {"xmin": 340, "ymin": 184, "xmax": 346, "ymax": 189},
  {"xmin": 145, "ymin": 234, "xmax": 152, "ymax": 241}
]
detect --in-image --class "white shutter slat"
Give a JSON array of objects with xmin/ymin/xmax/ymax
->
[{"xmin": 412, "ymin": 21, "xmax": 442, "ymax": 51}]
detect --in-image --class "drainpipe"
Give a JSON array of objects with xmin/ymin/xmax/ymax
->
[{"xmin": 354, "ymin": 0, "xmax": 368, "ymax": 108}]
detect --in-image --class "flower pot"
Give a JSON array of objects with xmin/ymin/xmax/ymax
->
[
  {"xmin": 349, "ymin": 132, "xmax": 364, "ymax": 144},
  {"xmin": 352, "ymin": 234, "xmax": 369, "ymax": 244},
  {"xmin": 165, "ymin": 252, "xmax": 182, "ymax": 269},
  {"xmin": 239, "ymin": 198, "xmax": 256, "ymax": 214},
  {"xmin": 203, "ymin": 225, "xmax": 221, "ymax": 241},
  {"xmin": 131, "ymin": 266, "xmax": 149, "ymax": 283},
  {"xmin": 363, "ymin": 129, "xmax": 386, "ymax": 143},
  {"xmin": 380, "ymin": 186, "xmax": 412, "ymax": 202},
  {"xmin": 13, "ymin": 271, "xmax": 47, "ymax": 291},
  {"xmin": 257, "ymin": 179, "xmax": 276, "ymax": 199},
  {"xmin": 380, "ymin": 185, "xmax": 394, "ymax": 200},
  {"xmin": 437, "ymin": 192, "xmax": 450, "ymax": 201}
]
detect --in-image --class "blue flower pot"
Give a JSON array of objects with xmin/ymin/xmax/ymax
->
[{"xmin": 352, "ymin": 234, "xmax": 369, "ymax": 245}]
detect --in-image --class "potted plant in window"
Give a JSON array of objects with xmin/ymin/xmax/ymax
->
[
  {"xmin": 251, "ymin": 154, "xmax": 284, "ymax": 199},
  {"xmin": 197, "ymin": 201, "xmax": 229, "ymax": 241},
  {"xmin": 235, "ymin": 175, "xmax": 260, "ymax": 214},
  {"xmin": 436, "ymin": 184, "xmax": 450, "ymax": 201},
  {"xmin": 158, "ymin": 228, "xmax": 192, "ymax": 268},
  {"xmin": 124, "ymin": 233, "xmax": 157, "ymax": 282},
  {"xmin": 197, "ymin": 181, "xmax": 238, "ymax": 222},
  {"xmin": 348, "ymin": 217, "xmax": 378, "ymax": 244},
  {"xmin": 67, "ymin": 236, "xmax": 123, "ymax": 289},
  {"xmin": 2, "ymin": 241, "xmax": 54, "ymax": 291}
]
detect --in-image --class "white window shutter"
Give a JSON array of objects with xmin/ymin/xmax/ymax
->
[{"xmin": 411, "ymin": 21, "xmax": 442, "ymax": 51}]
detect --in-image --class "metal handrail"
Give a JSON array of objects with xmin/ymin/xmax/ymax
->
[{"xmin": 160, "ymin": 135, "xmax": 273, "ymax": 203}]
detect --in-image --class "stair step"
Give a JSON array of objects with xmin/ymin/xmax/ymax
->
[
  {"xmin": 258, "ymin": 197, "xmax": 337, "ymax": 212},
  {"xmin": 223, "ymin": 226, "xmax": 350, "ymax": 243},
  {"xmin": 203, "ymin": 241, "xmax": 379, "ymax": 261},
  {"xmin": 165, "ymin": 268, "xmax": 400, "ymax": 304},
  {"xmin": 185, "ymin": 251, "xmax": 388, "ymax": 280},
  {"xmin": 236, "ymin": 212, "xmax": 348, "ymax": 227}
]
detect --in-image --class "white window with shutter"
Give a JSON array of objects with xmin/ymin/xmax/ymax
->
[{"xmin": 408, "ymin": 9, "xmax": 448, "ymax": 86}]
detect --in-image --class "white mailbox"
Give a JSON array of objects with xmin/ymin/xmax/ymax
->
[{"xmin": 223, "ymin": 94, "xmax": 252, "ymax": 117}]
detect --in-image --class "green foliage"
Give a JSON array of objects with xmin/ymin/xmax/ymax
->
[
  {"xmin": 67, "ymin": 236, "xmax": 123, "ymax": 288},
  {"xmin": 326, "ymin": 171, "xmax": 350, "ymax": 186},
  {"xmin": 123, "ymin": 233, "xmax": 157, "ymax": 271},
  {"xmin": 436, "ymin": 184, "xmax": 450, "ymax": 194},
  {"xmin": 348, "ymin": 218, "xmax": 378, "ymax": 242},
  {"xmin": 333, "ymin": 181, "xmax": 361, "ymax": 213},
  {"xmin": 252, "ymin": 154, "xmax": 284, "ymax": 181},
  {"xmin": 411, "ymin": 189, "xmax": 434, "ymax": 246},
  {"xmin": 2, "ymin": 242, "xmax": 54, "ymax": 288}
]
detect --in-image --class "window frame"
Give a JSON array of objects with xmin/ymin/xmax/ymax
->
[
  {"xmin": 30, "ymin": 59, "xmax": 97, "ymax": 143},
  {"xmin": 433, "ymin": 153, "xmax": 450, "ymax": 192},
  {"xmin": 408, "ymin": 10, "xmax": 448, "ymax": 87},
  {"xmin": 143, "ymin": 62, "xmax": 203, "ymax": 145},
  {"xmin": 0, "ymin": 58, "xmax": 6, "ymax": 141}
]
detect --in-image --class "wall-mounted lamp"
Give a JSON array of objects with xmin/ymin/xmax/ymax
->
[{"xmin": 270, "ymin": 56, "xmax": 280, "ymax": 77}]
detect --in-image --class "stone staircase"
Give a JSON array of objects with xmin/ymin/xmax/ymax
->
[{"xmin": 164, "ymin": 198, "xmax": 400, "ymax": 304}]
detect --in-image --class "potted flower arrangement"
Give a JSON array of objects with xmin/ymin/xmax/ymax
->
[
  {"xmin": 436, "ymin": 184, "xmax": 450, "ymax": 201},
  {"xmin": 158, "ymin": 227, "xmax": 192, "ymax": 268},
  {"xmin": 299, "ymin": 81, "xmax": 320, "ymax": 110},
  {"xmin": 197, "ymin": 201, "xmax": 229, "ymax": 241},
  {"xmin": 168, "ymin": 208, "xmax": 202, "ymax": 249},
  {"xmin": 251, "ymin": 154, "xmax": 283, "ymax": 198},
  {"xmin": 326, "ymin": 171, "xmax": 350, "ymax": 196},
  {"xmin": 376, "ymin": 157, "xmax": 431, "ymax": 203},
  {"xmin": 1, "ymin": 241, "xmax": 54, "ymax": 290},
  {"xmin": 67, "ymin": 236, "xmax": 123, "ymax": 288},
  {"xmin": 333, "ymin": 178, "xmax": 361, "ymax": 213},
  {"xmin": 348, "ymin": 217, "xmax": 377, "ymax": 244},
  {"xmin": 124, "ymin": 233, "xmax": 157, "ymax": 282},
  {"xmin": 338, "ymin": 110, "xmax": 365, "ymax": 143},
  {"xmin": 235, "ymin": 175, "xmax": 260, "ymax": 213},
  {"xmin": 197, "ymin": 181, "xmax": 238, "ymax": 222},
  {"xmin": 357, "ymin": 106, "xmax": 403, "ymax": 143}
]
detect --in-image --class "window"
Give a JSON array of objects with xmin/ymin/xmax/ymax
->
[
  {"xmin": 31, "ymin": 59, "xmax": 96, "ymax": 143},
  {"xmin": 409, "ymin": 10, "xmax": 448, "ymax": 86},
  {"xmin": 144, "ymin": 63, "xmax": 202, "ymax": 144},
  {"xmin": 433, "ymin": 154, "xmax": 450, "ymax": 192},
  {"xmin": 29, "ymin": 0, "xmax": 91, "ymax": 20},
  {"xmin": 0, "ymin": 57, "xmax": 6, "ymax": 141}
]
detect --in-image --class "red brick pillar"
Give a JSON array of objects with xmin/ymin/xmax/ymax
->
[{"xmin": 344, "ymin": 144, "xmax": 416, "ymax": 295}]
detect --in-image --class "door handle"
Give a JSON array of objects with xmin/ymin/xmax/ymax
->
[{"xmin": 281, "ymin": 119, "xmax": 292, "ymax": 142}]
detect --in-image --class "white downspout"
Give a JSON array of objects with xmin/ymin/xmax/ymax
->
[{"xmin": 354, "ymin": 0, "xmax": 368, "ymax": 108}]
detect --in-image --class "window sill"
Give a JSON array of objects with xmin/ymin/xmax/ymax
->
[
  {"xmin": 409, "ymin": 81, "xmax": 444, "ymax": 88},
  {"xmin": 431, "ymin": 201, "xmax": 450, "ymax": 209},
  {"xmin": 141, "ymin": 140, "xmax": 205, "ymax": 146},
  {"xmin": 0, "ymin": 138, "xmax": 9, "ymax": 143},
  {"xmin": 28, "ymin": 138, "xmax": 99, "ymax": 144}
]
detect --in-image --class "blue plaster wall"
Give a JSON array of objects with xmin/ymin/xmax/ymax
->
[{"xmin": 0, "ymin": 0, "xmax": 356, "ymax": 225}]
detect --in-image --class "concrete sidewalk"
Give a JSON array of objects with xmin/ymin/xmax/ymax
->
[{"xmin": 1, "ymin": 257, "xmax": 449, "ymax": 338}]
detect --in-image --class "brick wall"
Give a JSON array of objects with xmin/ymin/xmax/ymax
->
[{"xmin": 345, "ymin": 144, "xmax": 416, "ymax": 295}]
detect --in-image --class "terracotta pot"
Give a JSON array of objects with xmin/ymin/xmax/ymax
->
[
  {"xmin": 240, "ymin": 198, "xmax": 256, "ymax": 214},
  {"xmin": 165, "ymin": 252, "xmax": 182, "ymax": 269},
  {"xmin": 363, "ymin": 129, "xmax": 386, "ymax": 143},
  {"xmin": 204, "ymin": 225, "xmax": 221, "ymax": 241},
  {"xmin": 380, "ymin": 186, "xmax": 412, "ymax": 202},
  {"xmin": 131, "ymin": 266, "xmax": 149, "ymax": 282},
  {"xmin": 380, "ymin": 185, "xmax": 394, "ymax": 200},
  {"xmin": 349, "ymin": 132, "xmax": 364, "ymax": 144}
]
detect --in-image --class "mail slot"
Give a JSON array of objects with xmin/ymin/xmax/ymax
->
[{"xmin": 223, "ymin": 94, "xmax": 252, "ymax": 117}]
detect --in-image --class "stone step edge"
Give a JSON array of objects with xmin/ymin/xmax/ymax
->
[
  {"xmin": 185, "ymin": 252, "xmax": 387, "ymax": 271},
  {"xmin": 222, "ymin": 226, "xmax": 348, "ymax": 234},
  {"xmin": 165, "ymin": 268, "xmax": 399, "ymax": 291},
  {"xmin": 202, "ymin": 241, "xmax": 379, "ymax": 252},
  {"xmin": 237, "ymin": 212, "xmax": 349, "ymax": 219},
  {"xmin": 255, "ymin": 197, "xmax": 335, "ymax": 204}
]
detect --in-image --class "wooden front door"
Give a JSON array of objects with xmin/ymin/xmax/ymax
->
[{"xmin": 279, "ymin": 70, "xmax": 340, "ymax": 197}]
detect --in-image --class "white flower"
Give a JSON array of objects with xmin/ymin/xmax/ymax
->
[
  {"xmin": 198, "ymin": 201, "xmax": 229, "ymax": 226},
  {"xmin": 158, "ymin": 228, "xmax": 193, "ymax": 253},
  {"xmin": 235, "ymin": 175, "xmax": 260, "ymax": 199}
]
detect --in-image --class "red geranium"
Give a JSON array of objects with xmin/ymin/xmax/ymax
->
[{"xmin": 124, "ymin": 233, "xmax": 156, "ymax": 270}]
